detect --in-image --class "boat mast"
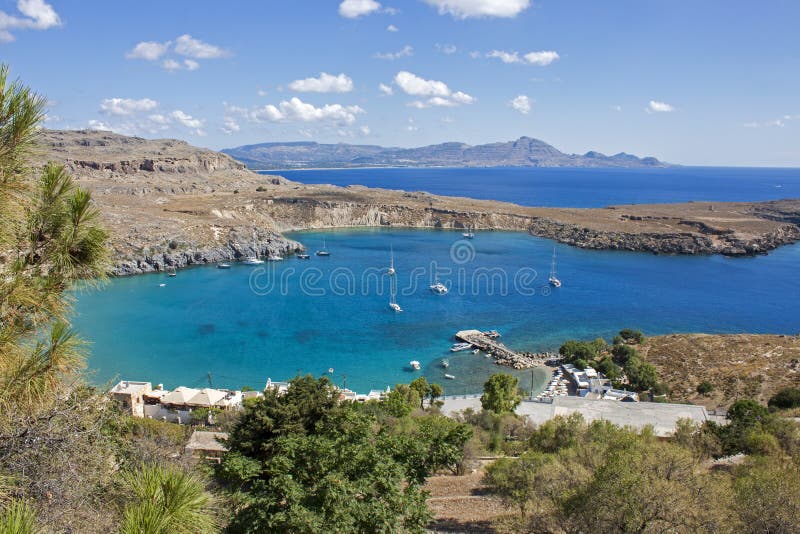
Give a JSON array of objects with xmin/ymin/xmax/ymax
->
[
  {"xmin": 388, "ymin": 245, "xmax": 397, "ymax": 305},
  {"xmin": 550, "ymin": 248, "xmax": 557, "ymax": 279}
]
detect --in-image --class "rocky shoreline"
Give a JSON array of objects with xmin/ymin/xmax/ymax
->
[{"xmin": 110, "ymin": 232, "xmax": 303, "ymax": 276}]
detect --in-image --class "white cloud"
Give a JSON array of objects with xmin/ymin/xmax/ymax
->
[
  {"xmin": 423, "ymin": 0, "xmax": 530, "ymax": 19},
  {"xmin": 0, "ymin": 0, "xmax": 61, "ymax": 42},
  {"xmin": 100, "ymin": 98, "xmax": 159, "ymax": 116},
  {"xmin": 257, "ymin": 89, "xmax": 268, "ymax": 97},
  {"xmin": 162, "ymin": 59, "xmax": 182, "ymax": 71},
  {"xmin": 487, "ymin": 50, "xmax": 521, "ymax": 64},
  {"xmin": 386, "ymin": 24, "xmax": 399, "ymax": 32},
  {"xmin": 407, "ymin": 118, "xmax": 418, "ymax": 132},
  {"xmin": 436, "ymin": 43, "xmax": 458, "ymax": 55},
  {"xmin": 147, "ymin": 113, "xmax": 171, "ymax": 126},
  {"xmin": 87, "ymin": 120, "xmax": 111, "ymax": 131},
  {"xmin": 523, "ymin": 50, "xmax": 559, "ymax": 66},
  {"xmin": 510, "ymin": 94, "xmax": 531, "ymax": 114},
  {"xmin": 250, "ymin": 97, "xmax": 365, "ymax": 125},
  {"xmin": 359, "ymin": 125, "xmax": 371, "ymax": 136},
  {"xmin": 612, "ymin": 105, "xmax": 622, "ymax": 112},
  {"xmin": 221, "ymin": 117, "xmax": 240, "ymax": 135},
  {"xmin": 486, "ymin": 49, "xmax": 559, "ymax": 65},
  {"xmin": 744, "ymin": 114, "xmax": 800, "ymax": 128},
  {"xmin": 394, "ymin": 71, "xmax": 475, "ymax": 108},
  {"xmin": 339, "ymin": 0, "xmax": 382, "ymax": 18},
  {"xmin": 125, "ymin": 34, "xmax": 226, "ymax": 70},
  {"xmin": 288, "ymin": 72, "xmax": 354, "ymax": 93},
  {"xmin": 379, "ymin": 83, "xmax": 394, "ymax": 95},
  {"xmin": 395, "ymin": 71, "xmax": 450, "ymax": 97},
  {"xmin": 126, "ymin": 41, "xmax": 170, "ymax": 61},
  {"xmin": 169, "ymin": 110, "xmax": 206, "ymax": 135},
  {"xmin": 174, "ymin": 34, "xmax": 227, "ymax": 59},
  {"xmin": 647, "ymin": 100, "xmax": 675, "ymax": 113},
  {"xmin": 374, "ymin": 45, "xmax": 413, "ymax": 60}
]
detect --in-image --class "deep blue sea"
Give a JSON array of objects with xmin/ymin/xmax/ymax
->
[
  {"xmin": 73, "ymin": 167, "xmax": 800, "ymax": 394},
  {"xmin": 272, "ymin": 166, "xmax": 800, "ymax": 208}
]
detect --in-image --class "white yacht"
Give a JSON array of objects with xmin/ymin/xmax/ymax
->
[
  {"xmin": 444, "ymin": 374, "xmax": 456, "ymax": 380},
  {"xmin": 409, "ymin": 360, "xmax": 421, "ymax": 370},
  {"xmin": 316, "ymin": 239, "xmax": 330, "ymax": 256},
  {"xmin": 441, "ymin": 359, "xmax": 450, "ymax": 369},
  {"xmin": 450, "ymin": 342, "xmax": 473, "ymax": 352},
  {"xmin": 267, "ymin": 254, "xmax": 284, "ymax": 261},
  {"xmin": 548, "ymin": 248, "xmax": 562, "ymax": 287},
  {"xmin": 242, "ymin": 257, "xmax": 264, "ymax": 265},
  {"xmin": 217, "ymin": 263, "xmax": 231, "ymax": 269},
  {"xmin": 462, "ymin": 224, "xmax": 475, "ymax": 239}
]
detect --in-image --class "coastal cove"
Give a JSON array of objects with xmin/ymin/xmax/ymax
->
[{"xmin": 72, "ymin": 228, "xmax": 800, "ymax": 394}]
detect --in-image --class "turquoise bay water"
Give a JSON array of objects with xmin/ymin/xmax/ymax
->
[{"xmin": 72, "ymin": 228, "xmax": 800, "ymax": 394}]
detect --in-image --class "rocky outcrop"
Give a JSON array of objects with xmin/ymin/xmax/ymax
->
[{"xmin": 111, "ymin": 231, "xmax": 303, "ymax": 276}]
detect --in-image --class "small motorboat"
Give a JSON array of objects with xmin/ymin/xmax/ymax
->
[
  {"xmin": 297, "ymin": 253, "xmax": 310, "ymax": 260},
  {"xmin": 168, "ymin": 267, "xmax": 177, "ymax": 277},
  {"xmin": 444, "ymin": 374, "xmax": 456, "ymax": 380},
  {"xmin": 441, "ymin": 359, "xmax": 450, "ymax": 369},
  {"xmin": 159, "ymin": 283, "xmax": 166, "ymax": 287},
  {"xmin": 450, "ymin": 342, "xmax": 473, "ymax": 352},
  {"xmin": 328, "ymin": 367, "xmax": 334, "ymax": 374},
  {"xmin": 242, "ymin": 257, "xmax": 264, "ymax": 265},
  {"xmin": 409, "ymin": 360, "xmax": 421, "ymax": 370},
  {"xmin": 267, "ymin": 254, "xmax": 284, "ymax": 261},
  {"xmin": 472, "ymin": 349, "xmax": 480, "ymax": 354},
  {"xmin": 218, "ymin": 263, "xmax": 231, "ymax": 269},
  {"xmin": 389, "ymin": 302, "xmax": 403, "ymax": 313},
  {"xmin": 430, "ymin": 281, "xmax": 448, "ymax": 294}
]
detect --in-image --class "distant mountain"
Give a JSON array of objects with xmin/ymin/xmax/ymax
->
[{"xmin": 222, "ymin": 136, "xmax": 667, "ymax": 169}]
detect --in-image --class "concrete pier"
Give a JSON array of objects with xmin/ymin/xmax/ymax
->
[{"xmin": 455, "ymin": 330, "xmax": 547, "ymax": 369}]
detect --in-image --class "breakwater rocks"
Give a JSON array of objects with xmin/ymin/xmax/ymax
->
[
  {"xmin": 526, "ymin": 217, "xmax": 800, "ymax": 256},
  {"xmin": 112, "ymin": 233, "xmax": 302, "ymax": 276}
]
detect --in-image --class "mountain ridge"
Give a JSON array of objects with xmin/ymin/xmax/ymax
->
[{"xmin": 222, "ymin": 136, "xmax": 667, "ymax": 170}]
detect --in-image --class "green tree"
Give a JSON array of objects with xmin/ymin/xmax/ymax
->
[
  {"xmin": 384, "ymin": 383, "xmax": 420, "ymax": 417},
  {"xmin": 618, "ymin": 329, "xmax": 645, "ymax": 344},
  {"xmin": 484, "ymin": 451, "xmax": 553, "ymax": 520},
  {"xmin": 221, "ymin": 376, "xmax": 433, "ymax": 533},
  {"xmin": 380, "ymin": 414, "xmax": 473, "ymax": 483},
  {"xmin": 611, "ymin": 343, "xmax": 638, "ymax": 365},
  {"xmin": 429, "ymin": 383, "xmax": 443, "ymax": 405},
  {"xmin": 624, "ymin": 356, "xmax": 659, "ymax": 391},
  {"xmin": 120, "ymin": 465, "xmax": 217, "ymax": 534},
  {"xmin": 409, "ymin": 376, "xmax": 429, "ymax": 408},
  {"xmin": 0, "ymin": 64, "xmax": 118, "ymax": 531},
  {"xmin": 481, "ymin": 374, "xmax": 522, "ymax": 414}
]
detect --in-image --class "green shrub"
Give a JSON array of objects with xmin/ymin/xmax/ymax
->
[
  {"xmin": 768, "ymin": 387, "xmax": 800, "ymax": 410},
  {"xmin": 697, "ymin": 381, "xmax": 714, "ymax": 395}
]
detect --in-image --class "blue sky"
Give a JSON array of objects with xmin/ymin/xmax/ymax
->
[{"xmin": 1, "ymin": 0, "xmax": 799, "ymax": 166}]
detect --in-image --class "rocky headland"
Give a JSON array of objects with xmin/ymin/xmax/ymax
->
[
  {"xmin": 222, "ymin": 136, "xmax": 666, "ymax": 169},
  {"xmin": 30, "ymin": 130, "xmax": 800, "ymax": 275}
]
